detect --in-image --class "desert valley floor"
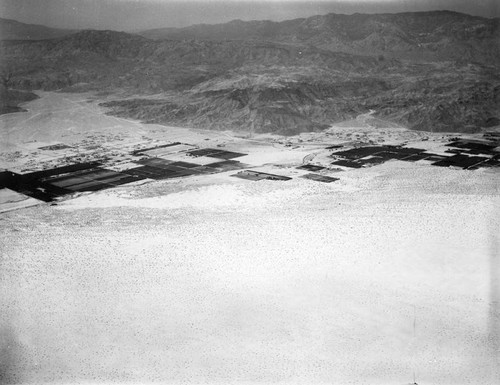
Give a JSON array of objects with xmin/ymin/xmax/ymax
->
[{"xmin": 0, "ymin": 92, "xmax": 499, "ymax": 384}]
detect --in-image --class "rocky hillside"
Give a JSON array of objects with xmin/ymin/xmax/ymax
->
[
  {"xmin": 0, "ymin": 30, "xmax": 388, "ymax": 91},
  {"xmin": 1, "ymin": 12, "xmax": 499, "ymax": 133}
]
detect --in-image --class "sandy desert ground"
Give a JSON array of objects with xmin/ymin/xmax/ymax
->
[{"xmin": 1, "ymin": 92, "xmax": 499, "ymax": 384}]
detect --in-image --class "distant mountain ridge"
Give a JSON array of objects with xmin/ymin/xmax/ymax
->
[
  {"xmin": 140, "ymin": 11, "xmax": 500, "ymax": 63},
  {"xmin": 0, "ymin": 18, "xmax": 75, "ymax": 40},
  {"xmin": 1, "ymin": 11, "xmax": 499, "ymax": 133}
]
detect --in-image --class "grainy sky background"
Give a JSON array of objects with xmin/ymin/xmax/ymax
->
[{"xmin": 0, "ymin": 0, "xmax": 498, "ymax": 31}]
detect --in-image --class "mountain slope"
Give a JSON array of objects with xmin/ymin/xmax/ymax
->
[
  {"xmin": 140, "ymin": 11, "xmax": 500, "ymax": 64},
  {"xmin": 0, "ymin": 18, "xmax": 75, "ymax": 40},
  {"xmin": 0, "ymin": 30, "xmax": 391, "ymax": 92},
  {"xmin": 1, "ymin": 30, "xmax": 396, "ymax": 133}
]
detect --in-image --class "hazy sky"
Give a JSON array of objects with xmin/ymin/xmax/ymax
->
[{"xmin": 1, "ymin": 0, "xmax": 498, "ymax": 31}]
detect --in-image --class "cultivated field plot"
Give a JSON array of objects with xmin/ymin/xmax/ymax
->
[
  {"xmin": 47, "ymin": 168, "xmax": 145, "ymax": 192},
  {"xmin": 0, "ymin": 140, "xmax": 251, "ymax": 203},
  {"xmin": 0, "ymin": 92, "xmax": 258, "ymax": 207},
  {"xmin": 329, "ymin": 137, "xmax": 500, "ymax": 170},
  {"xmin": 1, "ymin": 93, "xmax": 498, "ymax": 211},
  {"xmin": 2, "ymin": 129, "xmax": 499, "ymax": 210},
  {"xmin": 432, "ymin": 154, "xmax": 490, "ymax": 169},
  {"xmin": 331, "ymin": 159, "xmax": 364, "ymax": 168},
  {"xmin": 187, "ymin": 148, "xmax": 247, "ymax": 160},
  {"xmin": 205, "ymin": 160, "xmax": 249, "ymax": 172},
  {"xmin": 445, "ymin": 139, "xmax": 497, "ymax": 154}
]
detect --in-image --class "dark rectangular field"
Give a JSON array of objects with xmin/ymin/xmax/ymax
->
[
  {"xmin": 190, "ymin": 166, "xmax": 219, "ymax": 175},
  {"xmin": 0, "ymin": 171, "xmax": 17, "ymax": 188},
  {"xmin": 389, "ymin": 147, "xmax": 426, "ymax": 155},
  {"xmin": 169, "ymin": 161, "xmax": 200, "ymax": 169},
  {"xmin": 331, "ymin": 160, "xmax": 363, "ymax": 168},
  {"xmin": 135, "ymin": 157, "xmax": 175, "ymax": 167},
  {"xmin": 47, "ymin": 175, "xmax": 94, "ymax": 188},
  {"xmin": 374, "ymin": 151, "xmax": 410, "ymax": 160},
  {"xmin": 43, "ymin": 167, "xmax": 146, "ymax": 192},
  {"xmin": 63, "ymin": 180, "xmax": 115, "ymax": 192},
  {"xmin": 187, "ymin": 148, "xmax": 247, "ymax": 160},
  {"xmin": 331, "ymin": 146, "xmax": 425, "ymax": 161},
  {"xmin": 445, "ymin": 140, "xmax": 496, "ymax": 154},
  {"xmin": 431, "ymin": 154, "xmax": 488, "ymax": 169},
  {"xmin": 211, "ymin": 151, "xmax": 247, "ymax": 160},
  {"xmin": 1, "ymin": 156, "xmax": 210, "ymax": 201},
  {"xmin": 300, "ymin": 174, "xmax": 339, "ymax": 183},
  {"xmin": 22, "ymin": 162, "xmax": 103, "ymax": 181},
  {"xmin": 1, "ymin": 166, "xmax": 141, "ymax": 201},
  {"xmin": 122, "ymin": 165, "xmax": 200, "ymax": 180},
  {"xmin": 1, "ymin": 171, "xmax": 72, "ymax": 202},
  {"xmin": 297, "ymin": 164, "xmax": 325, "ymax": 171},
  {"xmin": 135, "ymin": 158, "xmax": 200, "ymax": 170},
  {"xmin": 204, "ymin": 160, "xmax": 247, "ymax": 172},
  {"xmin": 330, "ymin": 146, "xmax": 390, "ymax": 159},
  {"xmin": 47, "ymin": 168, "xmax": 120, "ymax": 182},
  {"xmin": 122, "ymin": 166, "xmax": 166, "ymax": 179},
  {"xmin": 186, "ymin": 148, "xmax": 220, "ymax": 157}
]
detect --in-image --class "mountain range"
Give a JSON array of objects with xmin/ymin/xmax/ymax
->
[
  {"xmin": 0, "ymin": 18, "xmax": 74, "ymax": 40},
  {"xmin": 141, "ymin": 11, "xmax": 499, "ymax": 64},
  {"xmin": 0, "ymin": 11, "xmax": 499, "ymax": 134}
]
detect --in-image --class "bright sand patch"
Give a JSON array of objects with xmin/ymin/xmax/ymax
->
[{"xmin": 1, "ymin": 162, "xmax": 499, "ymax": 384}]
